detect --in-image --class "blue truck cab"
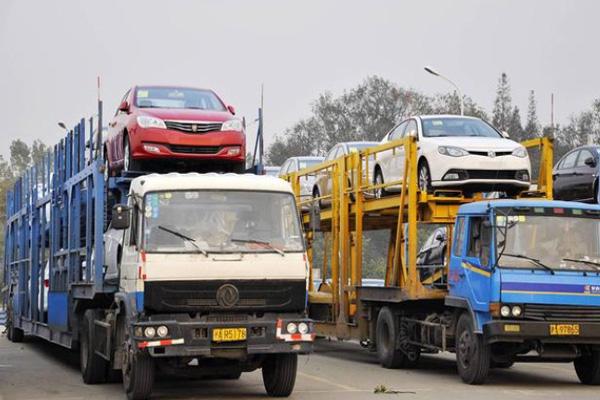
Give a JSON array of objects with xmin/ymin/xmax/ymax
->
[{"xmin": 447, "ymin": 199, "xmax": 600, "ymax": 384}]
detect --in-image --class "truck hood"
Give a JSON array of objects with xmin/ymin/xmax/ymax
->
[
  {"xmin": 142, "ymin": 252, "xmax": 307, "ymax": 281},
  {"xmin": 500, "ymin": 268, "xmax": 600, "ymax": 306},
  {"xmin": 140, "ymin": 108, "xmax": 233, "ymax": 122}
]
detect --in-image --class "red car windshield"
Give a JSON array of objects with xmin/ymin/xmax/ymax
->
[{"xmin": 135, "ymin": 87, "xmax": 226, "ymax": 111}]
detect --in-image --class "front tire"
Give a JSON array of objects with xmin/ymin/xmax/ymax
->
[
  {"xmin": 123, "ymin": 136, "xmax": 141, "ymax": 173},
  {"xmin": 262, "ymin": 353, "xmax": 298, "ymax": 397},
  {"xmin": 122, "ymin": 319, "xmax": 154, "ymax": 400},
  {"xmin": 575, "ymin": 350, "xmax": 600, "ymax": 384},
  {"xmin": 80, "ymin": 309, "xmax": 108, "ymax": 384},
  {"xmin": 374, "ymin": 169, "xmax": 387, "ymax": 199},
  {"xmin": 6, "ymin": 312, "xmax": 24, "ymax": 343},
  {"xmin": 418, "ymin": 161, "xmax": 432, "ymax": 194},
  {"xmin": 456, "ymin": 312, "xmax": 490, "ymax": 384}
]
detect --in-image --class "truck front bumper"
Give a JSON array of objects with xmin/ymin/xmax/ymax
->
[
  {"xmin": 131, "ymin": 314, "xmax": 314, "ymax": 358},
  {"xmin": 484, "ymin": 320, "xmax": 600, "ymax": 344}
]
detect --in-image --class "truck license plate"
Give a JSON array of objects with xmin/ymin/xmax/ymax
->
[
  {"xmin": 549, "ymin": 324, "xmax": 580, "ymax": 336},
  {"xmin": 212, "ymin": 328, "xmax": 247, "ymax": 342}
]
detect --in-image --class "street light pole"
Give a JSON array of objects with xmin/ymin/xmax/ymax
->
[{"xmin": 424, "ymin": 66, "xmax": 464, "ymax": 116}]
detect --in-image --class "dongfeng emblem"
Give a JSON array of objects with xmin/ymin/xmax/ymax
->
[{"xmin": 216, "ymin": 284, "xmax": 239, "ymax": 307}]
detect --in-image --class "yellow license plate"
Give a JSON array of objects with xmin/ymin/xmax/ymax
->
[
  {"xmin": 212, "ymin": 328, "xmax": 247, "ymax": 342},
  {"xmin": 549, "ymin": 324, "xmax": 580, "ymax": 336}
]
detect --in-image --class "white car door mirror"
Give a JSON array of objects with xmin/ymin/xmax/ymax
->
[{"xmin": 501, "ymin": 131, "xmax": 510, "ymax": 138}]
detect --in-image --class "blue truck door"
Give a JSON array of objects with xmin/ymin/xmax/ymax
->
[{"xmin": 450, "ymin": 216, "xmax": 492, "ymax": 312}]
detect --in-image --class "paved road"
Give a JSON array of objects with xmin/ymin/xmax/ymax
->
[{"xmin": 1, "ymin": 330, "xmax": 598, "ymax": 400}]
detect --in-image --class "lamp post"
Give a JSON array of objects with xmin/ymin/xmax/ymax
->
[{"xmin": 424, "ymin": 66, "xmax": 464, "ymax": 116}]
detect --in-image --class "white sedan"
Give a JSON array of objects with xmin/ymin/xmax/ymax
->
[{"xmin": 372, "ymin": 115, "xmax": 531, "ymax": 197}]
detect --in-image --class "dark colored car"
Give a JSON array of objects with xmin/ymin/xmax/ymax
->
[
  {"xmin": 105, "ymin": 85, "xmax": 245, "ymax": 177},
  {"xmin": 417, "ymin": 227, "xmax": 448, "ymax": 266},
  {"xmin": 553, "ymin": 145, "xmax": 600, "ymax": 203}
]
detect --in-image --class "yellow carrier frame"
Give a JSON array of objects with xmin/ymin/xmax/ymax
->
[{"xmin": 284, "ymin": 136, "xmax": 554, "ymax": 341}]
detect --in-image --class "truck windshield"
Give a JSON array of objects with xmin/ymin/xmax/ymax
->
[
  {"xmin": 142, "ymin": 191, "xmax": 304, "ymax": 254},
  {"xmin": 496, "ymin": 214, "xmax": 600, "ymax": 272}
]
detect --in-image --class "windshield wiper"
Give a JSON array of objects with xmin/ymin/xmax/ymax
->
[
  {"xmin": 230, "ymin": 238, "xmax": 285, "ymax": 256},
  {"xmin": 562, "ymin": 257, "xmax": 600, "ymax": 272},
  {"xmin": 157, "ymin": 225, "xmax": 208, "ymax": 256},
  {"xmin": 502, "ymin": 253, "xmax": 555, "ymax": 274}
]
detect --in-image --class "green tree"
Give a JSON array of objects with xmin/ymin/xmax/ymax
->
[
  {"xmin": 10, "ymin": 139, "xmax": 31, "ymax": 178},
  {"xmin": 524, "ymin": 90, "xmax": 540, "ymax": 139},
  {"xmin": 508, "ymin": 106, "xmax": 524, "ymax": 141},
  {"xmin": 492, "ymin": 72, "xmax": 512, "ymax": 132},
  {"xmin": 31, "ymin": 139, "xmax": 48, "ymax": 167}
]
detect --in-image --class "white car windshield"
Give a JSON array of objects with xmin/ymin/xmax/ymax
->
[
  {"xmin": 135, "ymin": 87, "xmax": 226, "ymax": 111},
  {"xmin": 143, "ymin": 190, "xmax": 304, "ymax": 254},
  {"xmin": 298, "ymin": 159, "xmax": 323, "ymax": 170},
  {"xmin": 422, "ymin": 118, "xmax": 502, "ymax": 138},
  {"xmin": 496, "ymin": 213, "xmax": 600, "ymax": 272}
]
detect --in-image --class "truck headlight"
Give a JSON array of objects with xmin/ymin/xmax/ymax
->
[
  {"xmin": 438, "ymin": 146, "xmax": 469, "ymax": 157},
  {"xmin": 298, "ymin": 322, "xmax": 309, "ymax": 334},
  {"xmin": 144, "ymin": 327, "xmax": 156, "ymax": 338},
  {"xmin": 137, "ymin": 116, "xmax": 166, "ymax": 129},
  {"xmin": 500, "ymin": 305, "xmax": 511, "ymax": 318},
  {"xmin": 511, "ymin": 305, "xmax": 522, "ymax": 317},
  {"xmin": 512, "ymin": 147, "xmax": 528, "ymax": 158},
  {"xmin": 286, "ymin": 322, "xmax": 298, "ymax": 334},
  {"xmin": 221, "ymin": 119, "xmax": 243, "ymax": 132},
  {"xmin": 157, "ymin": 325, "xmax": 169, "ymax": 338}
]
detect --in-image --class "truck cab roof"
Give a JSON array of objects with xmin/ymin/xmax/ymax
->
[
  {"xmin": 458, "ymin": 199, "xmax": 600, "ymax": 215},
  {"xmin": 129, "ymin": 173, "xmax": 293, "ymax": 197}
]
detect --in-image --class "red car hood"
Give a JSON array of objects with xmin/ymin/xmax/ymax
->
[{"xmin": 139, "ymin": 108, "xmax": 233, "ymax": 122}]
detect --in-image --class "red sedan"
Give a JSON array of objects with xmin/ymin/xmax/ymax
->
[{"xmin": 105, "ymin": 85, "xmax": 245, "ymax": 176}]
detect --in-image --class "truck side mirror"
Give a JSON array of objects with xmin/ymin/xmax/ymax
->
[
  {"xmin": 119, "ymin": 100, "xmax": 130, "ymax": 113},
  {"xmin": 585, "ymin": 157, "xmax": 597, "ymax": 168},
  {"xmin": 111, "ymin": 204, "xmax": 131, "ymax": 230}
]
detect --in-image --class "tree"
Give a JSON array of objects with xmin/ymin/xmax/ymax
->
[
  {"xmin": 10, "ymin": 139, "xmax": 31, "ymax": 177},
  {"xmin": 492, "ymin": 73, "xmax": 512, "ymax": 131},
  {"xmin": 508, "ymin": 106, "xmax": 524, "ymax": 141},
  {"xmin": 31, "ymin": 139, "xmax": 48, "ymax": 167},
  {"xmin": 524, "ymin": 90, "xmax": 540, "ymax": 139},
  {"xmin": 431, "ymin": 92, "xmax": 488, "ymax": 120}
]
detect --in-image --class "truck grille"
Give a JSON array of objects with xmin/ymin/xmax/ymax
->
[
  {"xmin": 143, "ymin": 280, "xmax": 306, "ymax": 313},
  {"xmin": 168, "ymin": 145, "xmax": 221, "ymax": 154},
  {"xmin": 164, "ymin": 121, "xmax": 223, "ymax": 134},
  {"xmin": 523, "ymin": 304, "xmax": 600, "ymax": 322}
]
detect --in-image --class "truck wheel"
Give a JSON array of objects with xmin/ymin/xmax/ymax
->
[
  {"xmin": 262, "ymin": 353, "xmax": 297, "ymax": 397},
  {"xmin": 456, "ymin": 312, "xmax": 490, "ymax": 384},
  {"xmin": 575, "ymin": 350, "xmax": 600, "ymax": 384},
  {"xmin": 6, "ymin": 316, "xmax": 24, "ymax": 343},
  {"xmin": 80, "ymin": 309, "xmax": 108, "ymax": 384},
  {"xmin": 376, "ymin": 307, "xmax": 419, "ymax": 369},
  {"xmin": 122, "ymin": 321, "xmax": 154, "ymax": 400}
]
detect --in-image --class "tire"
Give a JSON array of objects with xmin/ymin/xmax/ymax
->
[
  {"xmin": 376, "ymin": 307, "xmax": 419, "ymax": 369},
  {"xmin": 80, "ymin": 309, "xmax": 108, "ymax": 384},
  {"xmin": 374, "ymin": 169, "xmax": 387, "ymax": 199},
  {"xmin": 123, "ymin": 136, "xmax": 141, "ymax": 173},
  {"xmin": 596, "ymin": 182, "xmax": 600, "ymax": 204},
  {"xmin": 6, "ymin": 313, "xmax": 24, "ymax": 343},
  {"xmin": 418, "ymin": 161, "xmax": 432, "ymax": 194},
  {"xmin": 262, "ymin": 353, "xmax": 298, "ymax": 397},
  {"xmin": 122, "ymin": 318, "xmax": 154, "ymax": 400},
  {"xmin": 575, "ymin": 350, "xmax": 600, "ymax": 385},
  {"xmin": 456, "ymin": 312, "xmax": 490, "ymax": 384},
  {"xmin": 505, "ymin": 188, "xmax": 522, "ymax": 198},
  {"xmin": 232, "ymin": 163, "xmax": 246, "ymax": 174}
]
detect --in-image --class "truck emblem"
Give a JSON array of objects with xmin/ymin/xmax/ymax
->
[
  {"xmin": 216, "ymin": 284, "xmax": 239, "ymax": 307},
  {"xmin": 488, "ymin": 151, "xmax": 496, "ymax": 158}
]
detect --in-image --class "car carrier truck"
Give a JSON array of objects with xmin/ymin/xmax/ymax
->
[
  {"xmin": 285, "ymin": 135, "xmax": 600, "ymax": 384},
  {"xmin": 3, "ymin": 108, "xmax": 314, "ymax": 399}
]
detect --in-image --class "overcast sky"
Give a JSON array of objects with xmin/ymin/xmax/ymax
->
[{"xmin": 1, "ymin": 0, "xmax": 599, "ymax": 159}]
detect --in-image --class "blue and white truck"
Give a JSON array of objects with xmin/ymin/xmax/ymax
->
[{"xmin": 3, "ymin": 112, "xmax": 314, "ymax": 399}]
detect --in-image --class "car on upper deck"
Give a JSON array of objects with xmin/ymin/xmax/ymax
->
[
  {"xmin": 105, "ymin": 85, "xmax": 245, "ymax": 177},
  {"xmin": 371, "ymin": 115, "xmax": 531, "ymax": 198},
  {"xmin": 553, "ymin": 145, "xmax": 600, "ymax": 203},
  {"xmin": 312, "ymin": 141, "xmax": 378, "ymax": 207},
  {"xmin": 279, "ymin": 156, "xmax": 324, "ymax": 201}
]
